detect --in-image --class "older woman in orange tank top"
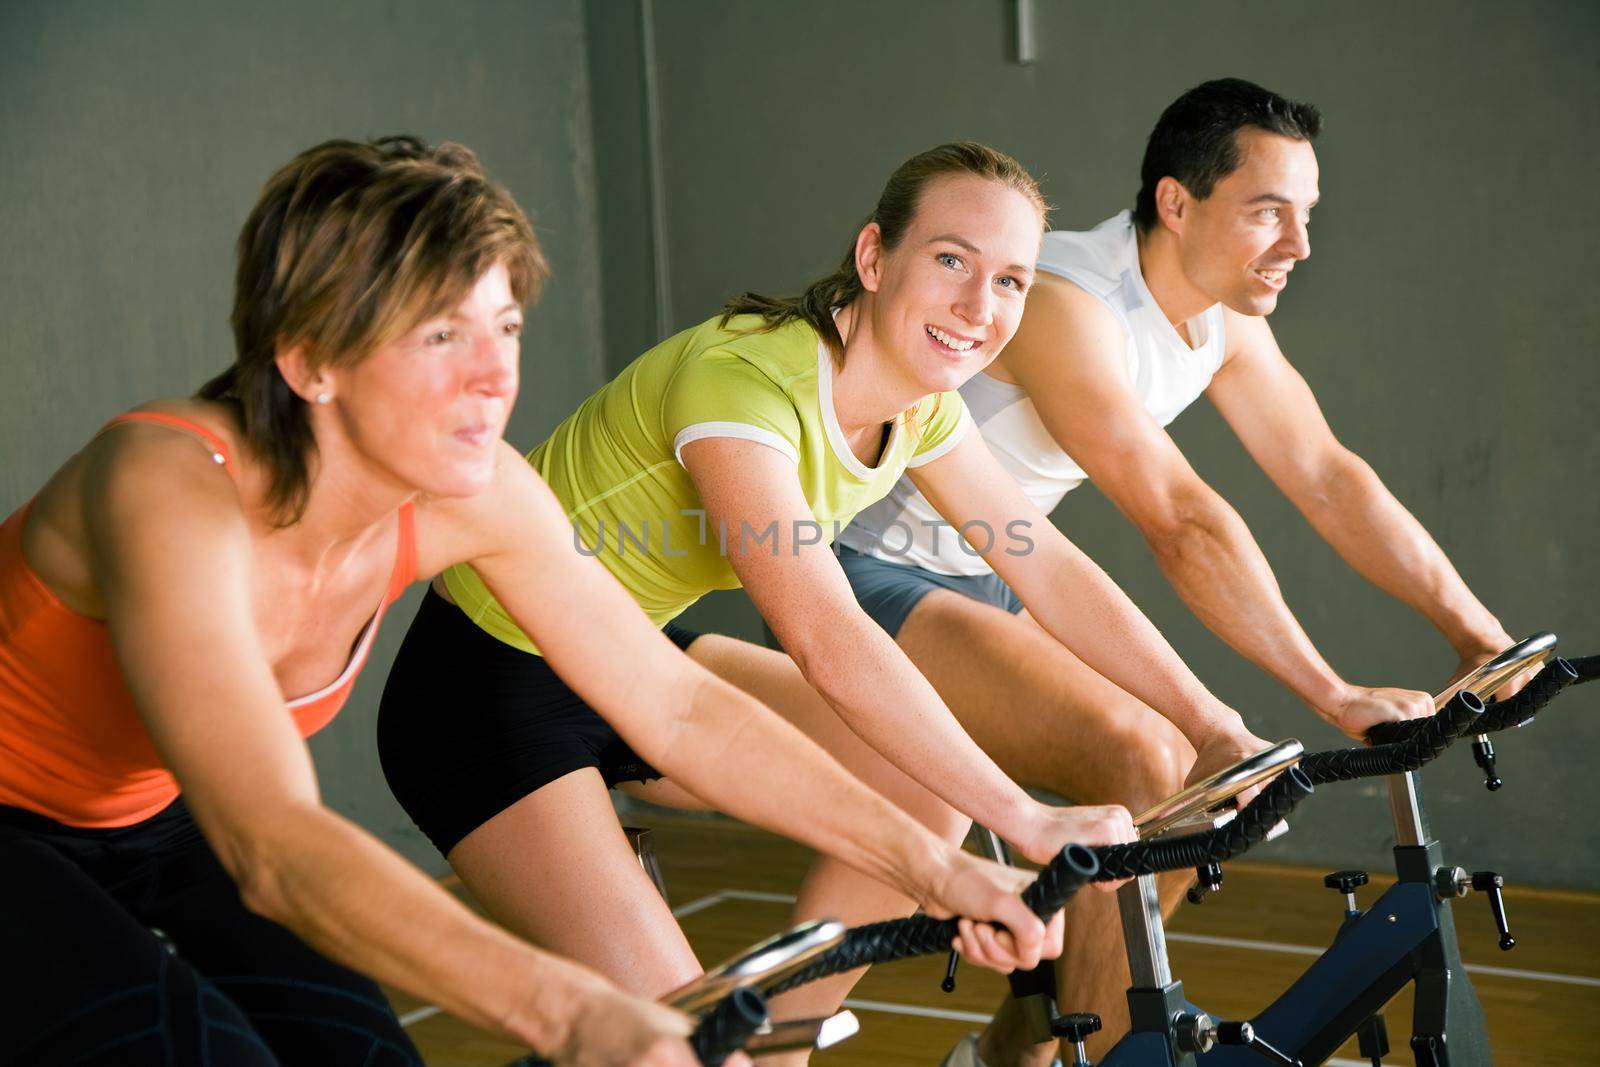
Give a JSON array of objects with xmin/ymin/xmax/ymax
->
[{"xmin": 0, "ymin": 137, "xmax": 1060, "ymax": 1066}]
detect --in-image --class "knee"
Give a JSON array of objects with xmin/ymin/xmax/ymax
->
[{"xmin": 1115, "ymin": 727, "xmax": 1196, "ymax": 813}]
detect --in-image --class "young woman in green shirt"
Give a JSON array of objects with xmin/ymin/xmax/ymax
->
[{"xmin": 379, "ymin": 143, "xmax": 1268, "ymax": 1042}]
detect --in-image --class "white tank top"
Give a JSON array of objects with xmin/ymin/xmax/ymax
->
[{"xmin": 837, "ymin": 211, "xmax": 1228, "ymax": 577}]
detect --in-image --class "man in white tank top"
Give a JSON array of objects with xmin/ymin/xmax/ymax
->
[{"xmin": 834, "ymin": 80, "xmax": 1518, "ymax": 1066}]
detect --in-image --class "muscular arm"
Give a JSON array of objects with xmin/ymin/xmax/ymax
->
[
  {"xmin": 1209, "ymin": 311, "xmax": 1512, "ymax": 668},
  {"xmin": 452, "ymin": 445, "xmax": 1057, "ymax": 948},
  {"xmin": 999, "ymin": 276, "xmax": 1432, "ymax": 731},
  {"xmin": 671, "ymin": 437, "xmax": 1130, "ymax": 865},
  {"xmin": 86, "ymin": 433, "xmax": 616, "ymax": 1054}
]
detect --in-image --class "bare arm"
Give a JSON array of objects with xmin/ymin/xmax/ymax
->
[
  {"xmin": 670, "ymin": 437, "xmax": 1133, "ymax": 867},
  {"xmin": 452, "ymin": 447, "xmax": 1059, "ymax": 961},
  {"xmin": 907, "ymin": 427, "xmax": 1253, "ymax": 754},
  {"xmin": 84, "ymin": 432, "xmax": 671, "ymax": 1061},
  {"xmin": 1209, "ymin": 311, "xmax": 1513, "ymax": 673},
  {"xmin": 998, "ymin": 276, "xmax": 1433, "ymax": 734}
]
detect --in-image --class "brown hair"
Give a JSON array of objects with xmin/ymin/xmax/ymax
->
[
  {"xmin": 198, "ymin": 135, "xmax": 547, "ymax": 524},
  {"xmin": 720, "ymin": 141, "xmax": 1048, "ymax": 362}
]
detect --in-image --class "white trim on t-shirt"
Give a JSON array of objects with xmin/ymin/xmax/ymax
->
[
  {"xmin": 817, "ymin": 338, "xmax": 903, "ymax": 481},
  {"xmin": 673, "ymin": 422, "xmax": 800, "ymax": 466}
]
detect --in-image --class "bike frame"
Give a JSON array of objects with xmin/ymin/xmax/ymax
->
[{"xmin": 1099, "ymin": 769, "xmax": 1491, "ymax": 1067}]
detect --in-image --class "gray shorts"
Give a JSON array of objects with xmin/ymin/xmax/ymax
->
[{"xmin": 836, "ymin": 545, "xmax": 1023, "ymax": 638}]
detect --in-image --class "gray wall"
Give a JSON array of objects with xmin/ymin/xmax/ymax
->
[
  {"xmin": 0, "ymin": 0, "xmax": 607, "ymax": 870},
  {"xmin": 589, "ymin": 1, "xmax": 1600, "ymax": 886}
]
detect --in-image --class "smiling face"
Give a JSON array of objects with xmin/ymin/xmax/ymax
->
[
  {"xmin": 858, "ymin": 172, "xmax": 1044, "ymax": 394},
  {"xmin": 321, "ymin": 261, "xmax": 522, "ymax": 498},
  {"xmin": 1168, "ymin": 129, "xmax": 1319, "ymax": 316}
]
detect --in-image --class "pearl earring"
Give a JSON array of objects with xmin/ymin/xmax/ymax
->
[{"xmin": 315, "ymin": 392, "xmax": 332, "ymax": 405}]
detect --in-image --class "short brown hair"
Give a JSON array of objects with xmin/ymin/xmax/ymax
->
[
  {"xmin": 1134, "ymin": 79, "xmax": 1321, "ymax": 233},
  {"xmin": 199, "ymin": 135, "xmax": 547, "ymax": 524}
]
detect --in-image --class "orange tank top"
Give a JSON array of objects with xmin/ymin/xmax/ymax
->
[{"xmin": 0, "ymin": 412, "xmax": 417, "ymax": 828}]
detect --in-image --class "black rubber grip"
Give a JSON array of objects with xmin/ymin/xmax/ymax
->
[
  {"xmin": 691, "ymin": 987, "xmax": 768, "ymax": 1067},
  {"xmin": 762, "ymin": 843, "xmax": 1100, "ymax": 997},
  {"xmin": 1089, "ymin": 767, "xmax": 1313, "ymax": 881},
  {"xmin": 1568, "ymin": 654, "xmax": 1600, "ymax": 683},
  {"xmin": 1363, "ymin": 690, "xmax": 1485, "ymax": 747},
  {"xmin": 1476, "ymin": 657, "xmax": 1578, "ymax": 731},
  {"xmin": 1302, "ymin": 691, "xmax": 1486, "ymax": 784},
  {"xmin": 1021, "ymin": 843, "xmax": 1101, "ymax": 919}
]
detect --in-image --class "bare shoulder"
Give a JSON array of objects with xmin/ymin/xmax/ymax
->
[
  {"xmin": 80, "ymin": 410, "xmax": 246, "ymax": 538},
  {"xmin": 24, "ymin": 409, "xmax": 248, "ymax": 615},
  {"xmin": 996, "ymin": 272, "xmax": 1128, "ymax": 385}
]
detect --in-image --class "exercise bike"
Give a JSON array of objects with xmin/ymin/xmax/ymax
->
[{"xmin": 1027, "ymin": 633, "xmax": 1594, "ymax": 1067}]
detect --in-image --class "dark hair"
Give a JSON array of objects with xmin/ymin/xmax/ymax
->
[
  {"xmin": 720, "ymin": 141, "xmax": 1047, "ymax": 363},
  {"xmin": 1134, "ymin": 78, "xmax": 1322, "ymax": 233},
  {"xmin": 198, "ymin": 135, "xmax": 546, "ymax": 525}
]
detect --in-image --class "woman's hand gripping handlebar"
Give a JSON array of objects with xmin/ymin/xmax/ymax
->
[{"xmin": 762, "ymin": 844, "xmax": 1103, "ymax": 996}]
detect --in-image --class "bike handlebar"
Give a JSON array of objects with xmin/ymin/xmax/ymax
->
[
  {"xmin": 689, "ymin": 987, "xmax": 768, "ymax": 1067},
  {"xmin": 1091, "ymin": 766, "xmax": 1315, "ymax": 881},
  {"xmin": 764, "ymin": 772, "xmax": 1323, "ymax": 997},
  {"xmin": 1304, "ymin": 651, "xmax": 1594, "ymax": 783},
  {"xmin": 1476, "ymin": 656, "xmax": 1581, "ymax": 732}
]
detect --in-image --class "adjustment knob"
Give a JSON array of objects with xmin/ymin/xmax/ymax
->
[
  {"xmin": 1051, "ymin": 1012, "xmax": 1102, "ymax": 1043},
  {"xmin": 1322, "ymin": 870, "xmax": 1369, "ymax": 894},
  {"xmin": 1323, "ymin": 870, "xmax": 1368, "ymax": 915},
  {"xmin": 1471, "ymin": 737, "xmax": 1503, "ymax": 791},
  {"xmin": 1051, "ymin": 1013, "xmax": 1101, "ymax": 1066},
  {"xmin": 1187, "ymin": 861, "xmax": 1225, "ymax": 904},
  {"xmin": 940, "ymin": 947, "xmax": 959, "ymax": 992},
  {"xmin": 1471, "ymin": 871, "xmax": 1516, "ymax": 950}
]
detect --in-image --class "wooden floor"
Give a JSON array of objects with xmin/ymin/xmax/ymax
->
[{"xmin": 389, "ymin": 817, "xmax": 1600, "ymax": 1066}]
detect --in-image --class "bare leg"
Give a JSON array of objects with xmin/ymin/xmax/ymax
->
[
  {"xmin": 447, "ymin": 766, "xmax": 703, "ymax": 996},
  {"xmin": 686, "ymin": 634, "xmax": 972, "ymax": 1066},
  {"xmin": 896, "ymin": 593, "xmax": 1198, "ymax": 1064}
]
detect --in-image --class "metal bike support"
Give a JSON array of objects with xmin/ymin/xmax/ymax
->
[
  {"xmin": 1387, "ymin": 771, "xmax": 1429, "ymax": 848},
  {"xmin": 1116, "ymin": 874, "xmax": 1202, "ymax": 1067}
]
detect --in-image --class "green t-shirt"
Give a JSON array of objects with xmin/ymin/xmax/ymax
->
[{"xmin": 442, "ymin": 313, "xmax": 970, "ymax": 653}]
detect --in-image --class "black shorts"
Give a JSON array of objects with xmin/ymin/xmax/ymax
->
[{"xmin": 378, "ymin": 587, "xmax": 700, "ymax": 856}]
